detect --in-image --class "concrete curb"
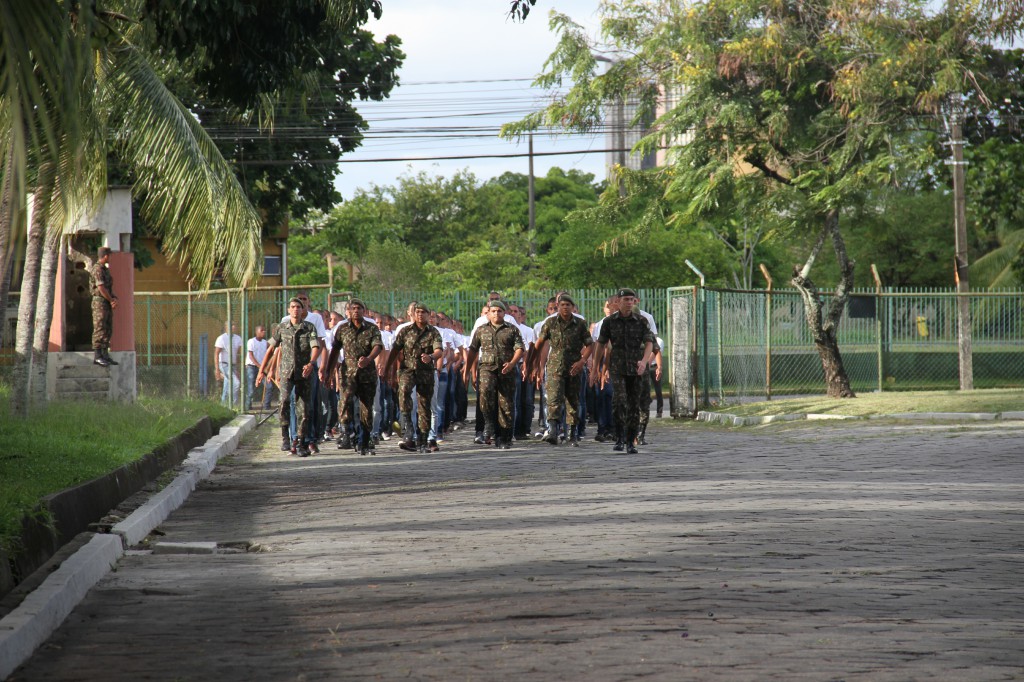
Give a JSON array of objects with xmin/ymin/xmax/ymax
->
[
  {"xmin": 0, "ymin": 414, "xmax": 256, "ymax": 680},
  {"xmin": 697, "ymin": 410, "xmax": 1024, "ymax": 426}
]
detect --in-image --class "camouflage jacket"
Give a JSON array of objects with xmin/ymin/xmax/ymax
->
[
  {"xmin": 90, "ymin": 263, "xmax": 113, "ymax": 299},
  {"xmin": 596, "ymin": 312, "xmax": 655, "ymax": 376},
  {"xmin": 537, "ymin": 314, "xmax": 592, "ymax": 375},
  {"xmin": 393, "ymin": 323, "xmax": 443, "ymax": 376},
  {"xmin": 271, "ymin": 319, "xmax": 320, "ymax": 380},
  {"xmin": 470, "ymin": 321, "xmax": 524, "ymax": 371},
  {"xmin": 333, "ymin": 320, "xmax": 383, "ymax": 379}
]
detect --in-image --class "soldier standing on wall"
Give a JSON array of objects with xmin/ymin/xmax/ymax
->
[{"xmin": 90, "ymin": 247, "xmax": 118, "ymax": 367}]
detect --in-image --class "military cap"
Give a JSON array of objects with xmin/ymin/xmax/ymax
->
[
  {"xmin": 348, "ymin": 297, "xmax": 365, "ymax": 309},
  {"xmin": 487, "ymin": 300, "xmax": 508, "ymax": 311},
  {"xmin": 556, "ymin": 293, "xmax": 575, "ymax": 306},
  {"xmin": 617, "ymin": 287, "xmax": 638, "ymax": 298},
  {"xmin": 413, "ymin": 302, "xmax": 431, "ymax": 313}
]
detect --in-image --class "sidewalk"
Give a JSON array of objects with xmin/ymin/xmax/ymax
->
[{"xmin": 6, "ymin": 418, "xmax": 1024, "ymax": 681}]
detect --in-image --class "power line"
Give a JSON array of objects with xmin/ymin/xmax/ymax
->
[{"xmin": 231, "ymin": 146, "xmax": 656, "ymax": 165}]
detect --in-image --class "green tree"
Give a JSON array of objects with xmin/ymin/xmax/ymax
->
[{"xmin": 505, "ymin": 0, "xmax": 1014, "ymax": 397}]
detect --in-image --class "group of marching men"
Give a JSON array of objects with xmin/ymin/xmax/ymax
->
[{"xmin": 247, "ymin": 288, "xmax": 665, "ymax": 457}]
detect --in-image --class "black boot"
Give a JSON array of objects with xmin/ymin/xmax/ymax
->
[
  {"xmin": 281, "ymin": 425, "xmax": 291, "ymax": 452},
  {"xmin": 544, "ymin": 420, "xmax": 559, "ymax": 445},
  {"xmin": 103, "ymin": 348, "xmax": 119, "ymax": 366},
  {"xmin": 93, "ymin": 349, "xmax": 110, "ymax": 367},
  {"xmin": 398, "ymin": 415, "xmax": 417, "ymax": 451},
  {"xmin": 626, "ymin": 430, "xmax": 639, "ymax": 454}
]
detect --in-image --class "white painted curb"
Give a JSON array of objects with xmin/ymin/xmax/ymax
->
[
  {"xmin": 0, "ymin": 414, "xmax": 255, "ymax": 680},
  {"xmin": 697, "ymin": 409, "xmax": 1017, "ymax": 427}
]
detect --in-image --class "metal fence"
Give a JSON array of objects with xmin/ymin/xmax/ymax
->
[
  {"xmin": 131, "ymin": 287, "xmax": 670, "ymax": 403},
  {"xmin": 670, "ymin": 286, "xmax": 1024, "ymax": 414}
]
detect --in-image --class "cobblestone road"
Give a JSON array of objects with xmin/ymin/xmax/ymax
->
[{"xmin": 8, "ymin": 418, "xmax": 1024, "ymax": 681}]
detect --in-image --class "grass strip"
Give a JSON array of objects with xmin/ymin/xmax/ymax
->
[{"xmin": 0, "ymin": 387, "xmax": 233, "ymax": 552}]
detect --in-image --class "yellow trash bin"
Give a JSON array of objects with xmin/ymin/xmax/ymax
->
[{"xmin": 916, "ymin": 315, "xmax": 929, "ymax": 338}]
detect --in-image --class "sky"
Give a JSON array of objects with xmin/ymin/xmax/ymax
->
[{"xmin": 332, "ymin": 0, "xmax": 606, "ymax": 199}]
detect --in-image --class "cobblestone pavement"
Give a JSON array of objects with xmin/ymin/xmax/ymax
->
[{"xmin": 8, "ymin": 418, "xmax": 1024, "ymax": 681}]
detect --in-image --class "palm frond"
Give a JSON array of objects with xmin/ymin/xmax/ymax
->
[{"xmin": 100, "ymin": 43, "xmax": 263, "ymax": 287}]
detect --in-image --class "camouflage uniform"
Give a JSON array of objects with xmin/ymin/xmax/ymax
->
[
  {"xmin": 597, "ymin": 312, "xmax": 655, "ymax": 442},
  {"xmin": 537, "ymin": 314, "xmax": 592, "ymax": 426},
  {"xmin": 90, "ymin": 262, "xmax": 114, "ymax": 350},
  {"xmin": 470, "ymin": 321, "xmax": 524, "ymax": 439},
  {"xmin": 393, "ymin": 323, "xmax": 443, "ymax": 438},
  {"xmin": 270, "ymin": 319, "xmax": 320, "ymax": 441},
  {"xmin": 333, "ymin": 321, "xmax": 383, "ymax": 447}
]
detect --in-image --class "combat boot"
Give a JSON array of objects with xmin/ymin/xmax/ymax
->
[
  {"xmin": 398, "ymin": 416, "xmax": 417, "ymax": 451},
  {"xmin": 568, "ymin": 430, "xmax": 580, "ymax": 447},
  {"xmin": 544, "ymin": 420, "xmax": 559, "ymax": 445},
  {"xmin": 93, "ymin": 349, "xmax": 110, "ymax": 367},
  {"xmin": 626, "ymin": 430, "xmax": 639, "ymax": 454},
  {"xmin": 103, "ymin": 348, "xmax": 119, "ymax": 366},
  {"xmin": 281, "ymin": 426, "xmax": 291, "ymax": 452},
  {"xmin": 338, "ymin": 432, "xmax": 352, "ymax": 450}
]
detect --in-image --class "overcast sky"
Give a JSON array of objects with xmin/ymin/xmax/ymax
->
[{"xmin": 332, "ymin": 0, "xmax": 606, "ymax": 199}]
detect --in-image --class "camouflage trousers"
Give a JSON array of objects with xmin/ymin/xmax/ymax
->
[
  {"xmin": 479, "ymin": 368, "xmax": 516, "ymax": 436},
  {"xmin": 545, "ymin": 370, "xmax": 582, "ymax": 425},
  {"xmin": 398, "ymin": 370, "xmax": 434, "ymax": 437},
  {"xmin": 341, "ymin": 372, "xmax": 377, "ymax": 445},
  {"xmin": 638, "ymin": 369, "xmax": 653, "ymax": 431},
  {"xmin": 611, "ymin": 373, "xmax": 645, "ymax": 438},
  {"xmin": 280, "ymin": 374, "xmax": 313, "ymax": 441},
  {"xmin": 91, "ymin": 297, "xmax": 112, "ymax": 349}
]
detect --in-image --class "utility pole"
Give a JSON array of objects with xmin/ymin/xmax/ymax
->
[
  {"xmin": 528, "ymin": 133, "xmax": 536, "ymax": 257},
  {"xmin": 946, "ymin": 95, "xmax": 974, "ymax": 390}
]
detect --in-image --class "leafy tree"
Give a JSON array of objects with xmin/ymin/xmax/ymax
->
[
  {"xmin": 505, "ymin": 0, "xmax": 1015, "ymax": 397},
  {"xmin": 358, "ymin": 238, "xmax": 424, "ymax": 290},
  {"xmin": 423, "ymin": 225, "xmax": 533, "ymax": 290}
]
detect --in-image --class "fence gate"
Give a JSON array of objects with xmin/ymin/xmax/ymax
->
[{"xmin": 668, "ymin": 287, "xmax": 696, "ymax": 416}]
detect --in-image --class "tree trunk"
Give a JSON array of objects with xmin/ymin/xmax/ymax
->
[
  {"xmin": 31, "ymin": 234, "xmax": 61, "ymax": 404},
  {"xmin": 791, "ymin": 208, "xmax": 856, "ymax": 399},
  {"xmin": 11, "ymin": 167, "xmax": 53, "ymax": 417}
]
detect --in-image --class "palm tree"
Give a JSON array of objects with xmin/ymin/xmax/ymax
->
[{"xmin": 1, "ymin": 1, "xmax": 265, "ymax": 414}]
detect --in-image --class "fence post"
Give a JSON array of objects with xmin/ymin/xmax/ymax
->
[
  {"xmin": 759, "ymin": 264, "xmax": 773, "ymax": 400},
  {"xmin": 871, "ymin": 264, "xmax": 883, "ymax": 392},
  {"xmin": 146, "ymin": 294, "xmax": 152, "ymax": 367},
  {"xmin": 240, "ymin": 288, "xmax": 248, "ymax": 411}
]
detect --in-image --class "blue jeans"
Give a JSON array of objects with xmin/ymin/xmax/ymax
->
[
  {"xmin": 429, "ymin": 369, "xmax": 448, "ymax": 441},
  {"xmin": 220, "ymin": 362, "xmax": 240, "ymax": 406},
  {"xmin": 595, "ymin": 379, "xmax": 613, "ymax": 435},
  {"xmin": 245, "ymin": 365, "xmax": 272, "ymax": 410}
]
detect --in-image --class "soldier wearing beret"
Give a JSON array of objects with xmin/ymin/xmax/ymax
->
[
  {"xmin": 258, "ymin": 298, "xmax": 321, "ymax": 457},
  {"xmin": 465, "ymin": 300, "xmax": 525, "ymax": 449},
  {"xmin": 385, "ymin": 302, "xmax": 443, "ymax": 452},
  {"xmin": 531, "ymin": 293, "xmax": 592, "ymax": 446},
  {"xmin": 322, "ymin": 298, "xmax": 383, "ymax": 456},
  {"xmin": 90, "ymin": 247, "xmax": 119, "ymax": 367},
  {"xmin": 592, "ymin": 288, "xmax": 655, "ymax": 454}
]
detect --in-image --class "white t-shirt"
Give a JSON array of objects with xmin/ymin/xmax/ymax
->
[
  {"xmin": 638, "ymin": 309, "xmax": 658, "ymax": 336},
  {"xmin": 246, "ymin": 337, "xmax": 268, "ymax": 367},
  {"xmin": 215, "ymin": 333, "xmax": 243, "ymax": 365}
]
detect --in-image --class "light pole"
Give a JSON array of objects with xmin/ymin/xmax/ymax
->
[{"xmin": 943, "ymin": 94, "xmax": 974, "ymax": 390}]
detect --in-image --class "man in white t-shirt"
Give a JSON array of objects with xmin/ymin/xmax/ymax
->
[
  {"xmin": 214, "ymin": 321, "xmax": 244, "ymax": 407},
  {"xmin": 245, "ymin": 325, "xmax": 272, "ymax": 410}
]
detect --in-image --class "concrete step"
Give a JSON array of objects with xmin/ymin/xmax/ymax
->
[
  {"xmin": 56, "ymin": 377, "xmax": 111, "ymax": 394},
  {"xmin": 53, "ymin": 390, "xmax": 110, "ymax": 401},
  {"xmin": 57, "ymin": 364, "xmax": 111, "ymax": 379}
]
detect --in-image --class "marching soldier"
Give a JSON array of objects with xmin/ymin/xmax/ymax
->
[
  {"xmin": 591, "ymin": 288, "xmax": 654, "ymax": 454},
  {"xmin": 257, "ymin": 298, "xmax": 321, "ymax": 457},
  {"xmin": 464, "ymin": 300, "xmax": 524, "ymax": 449},
  {"xmin": 385, "ymin": 302, "xmax": 443, "ymax": 452},
  {"xmin": 531, "ymin": 293, "xmax": 592, "ymax": 447},
  {"xmin": 322, "ymin": 299, "xmax": 383, "ymax": 456}
]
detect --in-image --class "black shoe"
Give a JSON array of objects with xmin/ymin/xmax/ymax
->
[
  {"xmin": 339, "ymin": 433, "xmax": 352, "ymax": 450},
  {"xmin": 103, "ymin": 351, "xmax": 119, "ymax": 366},
  {"xmin": 427, "ymin": 440, "xmax": 439, "ymax": 452},
  {"xmin": 281, "ymin": 436, "xmax": 291, "ymax": 452},
  {"xmin": 594, "ymin": 433, "xmax": 606, "ymax": 443},
  {"xmin": 638, "ymin": 437, "xmax": 648, "ymax": 446},
  {"xmin": 569, "ymin": 435, "xmax": 580, "ymax": 447},
  {"xmin": 93, "ymin": 351, "xmax": 110, "ymax": 367},
  {"xmin": 499, "ymin": 439, "xmax": 511, "ymax": 449},
  {"xmin": 613, "ymin": 441, "xmax": 624, "ymax": 452},
  {"xmin": 656, "ymin": 412, "xmax": 663, "ymax": 418},
  {"xmin": 398, "ymin": 439, "xmax": 417, "ymax": 452},
  {"xmin": 544, "ymin": 431, "xmax": 559, "ymax": 445},
  {"xmin": 360, "ymin": 446, "xmax": 369, "ymax": 456},
  {"xmin": 474, "ymin": 433, "xmax": 485, "ymax": 445},
  {"xmin": 626, "ymin": 444, "xmax": 639, "ymax": 454}
]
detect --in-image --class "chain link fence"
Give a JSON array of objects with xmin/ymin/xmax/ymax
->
[{"xmin": 670, "ymin": 286, "xmax": 1024, "ymax": 412}]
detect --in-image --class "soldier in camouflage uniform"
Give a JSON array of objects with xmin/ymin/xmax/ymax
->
[
  {"xmin": 465, "ymin": 300, "xmax": 524, "ymax": 449},
  {"xmin": 531, "ymin": 293, "xmax": 592, "ymax": 447},
  {"xmin": 90, "ymin": 247, "xmax": 119, "ymax": 367},
  {"xmin": 322, "ymin": 298, "xmax": 383, "ymax": 456},
  {"xmin": 386, "ymin": 303, "xmax": 442, "ymax": 452},
  {"xmin": 258, "ymin": 298, "xmax": 321, "ymax": 457},
  {"xmin": 593, "ymin": 288, "xmax": 654, "ymax": 454}
]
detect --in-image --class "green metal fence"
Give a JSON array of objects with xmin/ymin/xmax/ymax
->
[
  {"xmin": 132, "ymin": 287, "xmax": 671, "ymax": 404},
  {"xmin": 669, "ymin": 286, "xmax": 1024, "ymax": 414}
]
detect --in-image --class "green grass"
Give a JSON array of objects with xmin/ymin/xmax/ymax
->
[
  {"xmin": 712, "ymin": 388, "xmax": 1024, "ymax": 418},
  {"xmin": 0, "ymin": 387, "xmax": 234, "ymax": 553}
]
